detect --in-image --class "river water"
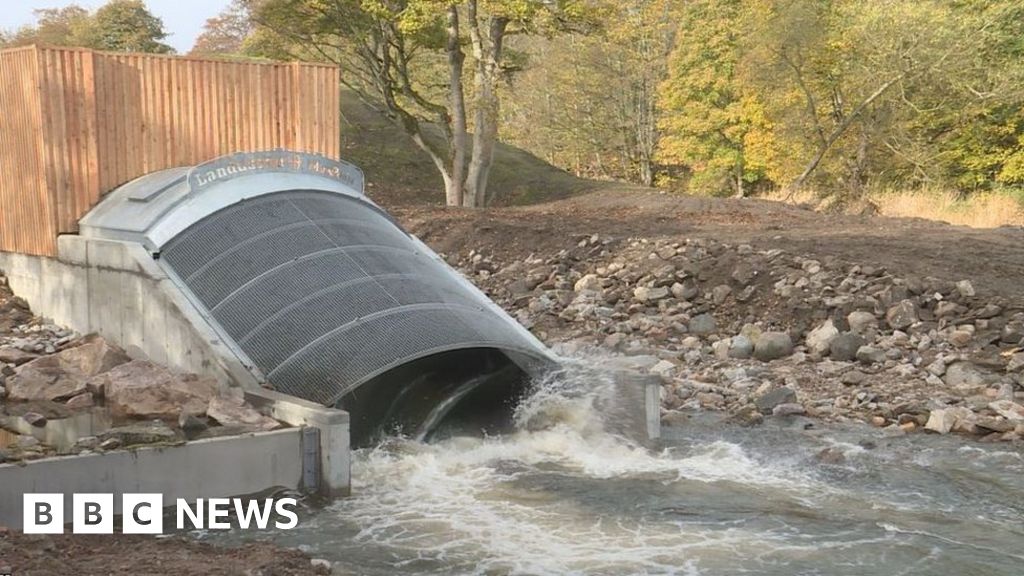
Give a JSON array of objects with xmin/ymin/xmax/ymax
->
[{"xmin": 221, "ymin": 360, "xmax": 1024, "ymax": 575}]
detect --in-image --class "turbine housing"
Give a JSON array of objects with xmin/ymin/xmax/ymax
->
[{"xmin": 80, "ymin": 151, "xmax": 557, "ymax": 444}]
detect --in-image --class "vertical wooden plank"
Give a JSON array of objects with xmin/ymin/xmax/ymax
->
[
  {"xmin": 48, "ymin": 49, "xmax": 69, "ymax": 243},
  {"xmin": 145, "ymin": 57, "xmax": 156, "ymax": 172},
  {"xmin": 292, "ymin": 64, "xmax": 299, "ymax": 150},
  {"xmin": 81, "ymin": 50, "xmax": 100, "ymax": 212},
  {"xmin": 212, "ymin": 60, "xmax": 222, "ymax": 155},
  {"xmin": 184, "ymin": 59, "xmax": 196, "ymax": 164},
  {"xmin": 122, "ymin": 54, "xmax": 134, "ymax": 185},
  {"xmin": 98, "ymin": 53, "xmax": 116, "ymax": 191},
  {"xmin": 63, "ymin": 50, "xmax": 81, "ymax": 233},
  {"xmin": 32, "ymin": 46, "xmax": 56, "ymax": 255},
  {"xmin": 181, "ymin": 60, "xmax": 189, "ymax": 164}
]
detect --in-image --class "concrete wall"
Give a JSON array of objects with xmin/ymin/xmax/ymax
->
[
  {"xmin": 0, "ymin": 394, "xmax": 351, "ymax": 528},
  {"xmin": 0, "ymin": 235, "xmax": 256, "ymax": 387},
  {"xmin": 246, "ymin": 389, "xmax": 351, "ymax": 497},
  {"xmin": 0, "ymin": 429, "xmax": 304, "ymax": 528}
]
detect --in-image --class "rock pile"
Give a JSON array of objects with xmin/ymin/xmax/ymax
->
[
  {"xmin": 1, "ymin": 271, "xmax": 283, "ymax": 463},
  {"xmin": 447, "ymin": 235, "xmax": 1024, "ymax": 442}
]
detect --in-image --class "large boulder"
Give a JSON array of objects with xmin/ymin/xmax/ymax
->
[
  {"xmin": 6, "ymin": 335, "xmax": 130, "ymax": 402},
  {"xmin": 0, "ymin": 347, "xmax": 38, "ymax": 366},
  {"xmin": 207, "ymin": 389, "xmax": 280, "ymax": 431},
  {"xmin": 573, "ymin": 274, "xmax": 602, "ymax": 293},
  {"xmin": 846, "ymin": 311, "xmax": 878, "ymax": 335},
  {"xmin": 924, "ymin": 407, "xmax": 976, "ymax": 435},
  {"xmin": 754, "ymin": 332, "xmax": 794, "ymax": 361},
  {"xmin": 943, "ymin": 362, "xmax": 987, "ymax": 393},
  {"xmin": 688, "ymin": 313, "xmax": 717, "ymax": 336},
  {"xmin": 988, "ymin": 400, "xmax": 1024, "ymax": 422},
  {"xmin": 755, "ymin": 386, "xmax": 797, "ymax": 414},
  {"xmin": 633, "ymin": 285, "xmax": 669, "ymax": 303},
  {"xmin": 830, "ymin": 332, "xmax": 866, "ymax": 362},
  {"xmin": 886, "ymin": 300, "xmax": 919, "ymax": 330},
  {"xmin": 806, "ymin": 320, "xmax": 839, "ymax": 355},
  {"xmin": 96, "ymin": 360, "xmax": 219, "ymax": 420}
]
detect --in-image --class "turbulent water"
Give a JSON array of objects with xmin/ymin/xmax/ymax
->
[{"xmin": 220, "ymin": 359, "xmax": 1024, "ymax": 575}]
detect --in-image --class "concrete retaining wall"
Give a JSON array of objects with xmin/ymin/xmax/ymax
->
[
  {"xmin": 0, "ymin": 390, "xmax": 352, "ymax": 527},
  {"xmin": 0, "ymin": 236, "xmax": 256, "ymax": 387},
  {"xmin": 0, "ymin": 428, "xmax": 304, "ymax": 527}
]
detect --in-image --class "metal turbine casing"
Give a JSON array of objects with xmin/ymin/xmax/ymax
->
[{"xmin": 80, "ymin": 151, "xmax": 556, "ymax": 407}]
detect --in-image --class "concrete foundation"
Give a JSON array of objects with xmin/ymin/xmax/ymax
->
[
  {"xmin": 0, "ymin": 391, "xmax": 351, "ymax": 527},
  {"xmin": 0, "ymin": 428, "xmax": 303, "ymax": 528},
  {"xmin": 0, "ymin": 235, "xmax": 257, "ymax": 387}
]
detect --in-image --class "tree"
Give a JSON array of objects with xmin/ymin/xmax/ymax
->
[
  {"xmin": 657, "ymin": 0, "xmax": 767, "ymax": 197},
  {"xmin": 502, "ymin": 0, "xmax": 673, "ymax": 186},
  {"xmin": 738, "ymin": 0, "xmax": 991, "ymax": 199},
  {"xmin": 191, "ymin": 0, "xmax": 254, "ymax": 56},
  {"xmin": 924, "ymin": 0, "xmax": 1024, "ymax": 190},
  {"xmin": 248, "ymin": 0, "xmax": 590, "ymax": 208},
  {"xmin": 83, "ymin": 0, "xmax": 174, "ymax": 54},
  {"xmin": 4, "ymin": 5, "xmax": 93, "ymax": 47}
]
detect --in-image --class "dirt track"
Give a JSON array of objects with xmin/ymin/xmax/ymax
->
[{"xmin": 392, "ymin": 188, "xmax": 1024, "ymax": 301}]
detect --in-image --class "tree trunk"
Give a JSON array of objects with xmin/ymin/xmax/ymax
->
[
  {"xmin": 734, "ymin": 159, "xmax": 745, "ymax": 198},
  {"xmin": 465, "ymin": 81, "xmax": 499, "ymax": 207},
  {"xmin": 463, "ymin": 5, "xmax": 507, "ymax": 208},
  {"xmin": 446, "ymin": 6, "xmax": 467, "ymax": 207}
]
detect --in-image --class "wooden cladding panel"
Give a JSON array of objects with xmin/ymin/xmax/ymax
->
[
  {"xmin": 0, "ymin": 47, "xmax": 55, "ymax": 256},
  {"xmin": 0, "ymin": 45, "xmax": 341, "ymax": 256}
]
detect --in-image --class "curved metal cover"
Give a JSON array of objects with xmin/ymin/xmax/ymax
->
[{"xmin": 159, "ymin": 189, "xmax": 552, "ymax": 405}]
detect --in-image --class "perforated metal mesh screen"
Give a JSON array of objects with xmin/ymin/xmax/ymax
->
[{"xmin": 160, "ymin": 190, "xmax": 549, "ymax": 405}]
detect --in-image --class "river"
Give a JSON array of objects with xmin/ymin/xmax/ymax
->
[{"xmin": 218, "ymin": 359, "xmax": 1024, "ymax": 575}]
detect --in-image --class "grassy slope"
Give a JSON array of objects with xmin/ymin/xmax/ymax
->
[{"xmin": 339, "ymin": 92, "xmax": 603, "ymax": 208}]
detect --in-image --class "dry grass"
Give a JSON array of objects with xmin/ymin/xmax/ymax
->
[{"xmin": 765, "ymin": 187, "xmax": 1024, "ymax": 229}]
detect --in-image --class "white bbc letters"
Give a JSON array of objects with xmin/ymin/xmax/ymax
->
[
  {"xmin": 23, "ymin": 493, "xmax": 298, "ymax": 533},
  {"xmin": 23, "ymin": 494, "xmax": 64, "ymax": 534},
  {"xmin": 122, "ymin": 494, "xmax": 164, "ymax": 534},
  {"xmin": 73, "ymin": 493, "xmax": 114, "ymax": 534}
]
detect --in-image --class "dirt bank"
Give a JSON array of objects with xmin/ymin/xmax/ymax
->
[
  {"xmin": 397, "ymin": 189, "xmax": 1024, "ymax": 440},
  {"xmin": 394, "ymin": 188, "xmax": 1024, "ymax": 301}
]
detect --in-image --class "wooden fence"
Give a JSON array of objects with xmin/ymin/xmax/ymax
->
[{"xmin": 0, "ymin": 45, "xmax": 341, "ymax": 256}]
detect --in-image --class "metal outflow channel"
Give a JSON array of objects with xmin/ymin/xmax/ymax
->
[{"xmin": 79, "ymin": 151, "xmax": 555, "ymax": 411}]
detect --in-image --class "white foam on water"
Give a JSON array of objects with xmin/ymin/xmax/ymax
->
[
  {"xmin": 212, "ymin": 357, "xmax": 1023, "ymax": 575},
  {"xmin": 879, "ymin": 523, "xmax": 1024, "ymax": 563},
  {"xmin": 319, "ymin": 362, "xmax": 833, "ymax": 575}
]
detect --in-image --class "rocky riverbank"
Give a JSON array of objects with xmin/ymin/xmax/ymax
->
[{"xmin": 446, "ymin": 234, "xmax": 1024, "ymax": 442}]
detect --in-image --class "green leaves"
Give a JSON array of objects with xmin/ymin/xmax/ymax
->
[
  {"xmin": 86, "ymin": 0, "xmax": 173, "ymax": 53},
  {"xmin": 4, "ymin": 1, "xmax": 172, "ymax": 53}
]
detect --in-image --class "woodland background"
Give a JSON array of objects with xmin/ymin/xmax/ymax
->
[{"xmin": 4, "ymin": 0, "xmax": 1023, "ymax": 223}]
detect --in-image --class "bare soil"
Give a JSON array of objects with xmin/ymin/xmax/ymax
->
[
  {"xmin": 392, "ymin": 187, "xmax": 1024, "ymax": 301},
  {"xmin": 0, "ymin": 531, "xmax": 328, "ymax": 576}
]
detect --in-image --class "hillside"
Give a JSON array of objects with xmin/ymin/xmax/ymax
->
[{"xmin": 338, "ymin": 92, "xmax": 606, "ymax": 208}]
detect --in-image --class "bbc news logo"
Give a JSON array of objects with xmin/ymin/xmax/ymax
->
[{"xmin": 23, "ymin": 494, "xmax": 299, "ymax": 534}]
